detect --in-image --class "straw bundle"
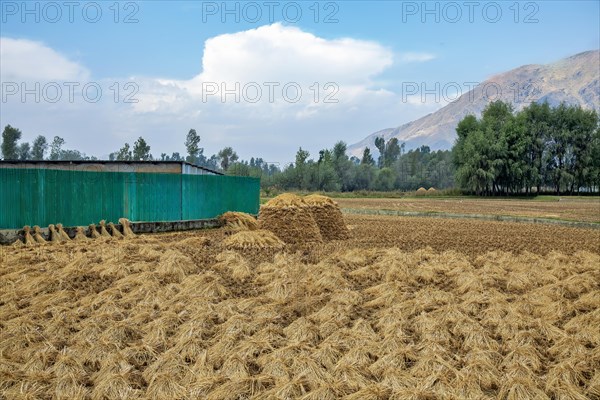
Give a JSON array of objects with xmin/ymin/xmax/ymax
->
[
  {"xmin": 11, "ymin": 238, "xmax": 25, "ymax": 248},
  {"xmin": 32, "ymin": 225, "xmax": 47, "ymax": 244},
  {"xmin": 416, "ymin": 187, "xmax": 428, "ymax": 196},
  {"xmin": 48, "ymin": 224, "xmax": 63, "ymax": 243},
  {"xmin": 98, "ymin": 220, "xmax": 112, "ymax": 238},
  {"xmin": 88, "ymin": 224, "xmax": 101, "ymax": 239},
  {"xmin": 23, "ymin": 225, "xmax": 36, "ymax": 246},
  {"xmin": 175, "ymin": 236, "xmax": 211, "ymax": 249},
  {"xmin": 108, "ymin": 222, "xmax": 124, "ymax": 239},
  {"xmin": 56, "ymin": 224, "xmax": 71, "ymax": 241},
  {"xmin": 73, "ymin": 227, "xmax": 88, "ymax": 242},
  {"xmin": 118, "ymin": 218, "xmax": 135, "ymax": 237}
]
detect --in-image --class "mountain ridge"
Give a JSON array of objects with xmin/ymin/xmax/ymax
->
[{"xmin": 348, "ymin": 50, "xmax": 600, "ymax": 157}]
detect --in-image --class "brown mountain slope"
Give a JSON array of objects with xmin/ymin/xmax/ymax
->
[{"xmin": 349, "ymin": 50, "xmax": 600, "ymax": 157}]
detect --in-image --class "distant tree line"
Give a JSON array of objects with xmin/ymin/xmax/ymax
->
[
  {"xmin": 0, "ymin": 126, "xmax": 95, "ymax": 161},
  {"xmin": 0, "ymin": 127, "xmax": 237, "ymax": 174},
  {"xmin": 453, "ymin": 101, "xmax": 600, "ymax": 195},
  {"xmin": 259, "ymin": 141, "xmax": 453, "ymax": 192},
  {"xmin": 1, "ymin": 126, "xmax": 453, "ymax": 192}
]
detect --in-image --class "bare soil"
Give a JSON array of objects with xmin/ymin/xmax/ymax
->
[{"xmin": 336, "ymin": 197, "xmax": 600, "ymax": 223}]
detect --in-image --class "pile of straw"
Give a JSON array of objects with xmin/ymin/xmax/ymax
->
[
  {"xmin": 108, "ymin": 222, "xmax": 124, "ymax": 238},
  {"xmin": 223, "ymin": 229, "xmax": 285, "ymax": 250},
  {"xmin": 89, "ymin": 223, "xmax": 101, "ymax": 238},
  {"xmin": 416, "ymin": 187, "xmax": 428, "ymax": 196},
  {"xmin": 56, "ymin": 224, "xmax": 71, "ymax": 241},
  {"xmin": 219, "ymin": 212, "xmax": 258, "ymax": 232},
  {"xmin": 99, "ymin": 220, "xmax": 112, "ymax": 238},
  {"xmin": 48, "ymin": 224, "xmax": 67, "ymax": 243},
  {"xmin": 73, "ymin": 227, "xmax": 88, "ymax": 242}
]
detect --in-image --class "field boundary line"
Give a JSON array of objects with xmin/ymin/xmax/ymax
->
[{"xmin": 341, "ymin": 208, "xmax": 600, "ymax": 230}]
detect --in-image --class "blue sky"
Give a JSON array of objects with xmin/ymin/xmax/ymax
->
[{"xmin": 1, "ymin": 1, "xmax": 599, "ymax": 162}]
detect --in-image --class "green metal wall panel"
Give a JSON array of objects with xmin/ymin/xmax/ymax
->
[
  {"xmin": 0, "ymin": 168, "xmax": 260, "ymax": 229},
  {"xmin": 181, "ymin": 174, "xmax": 260, "ymax": 220}
]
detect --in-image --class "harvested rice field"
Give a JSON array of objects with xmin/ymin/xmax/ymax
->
[
  {"xmin": 1, "ymin": 198, "xmax": 599, "ymax": 399},
  {"xmin": 336, "ymin": 196, "xmax": 600, "ymax": 224},
  {"xmin": 342, "ymin": 214, "xmax": 600, "ymax": 257}
]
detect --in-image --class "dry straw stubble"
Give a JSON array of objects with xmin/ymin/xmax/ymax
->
[
  {"xmin": 223, "ymin": 229, "xmax": 285, "ymax": 251},
  {"xmin": 2, "ymin": 201, "xmax": 599, "ymax": 399},
  {"xmin": 1, "ymin": 235, "xmax": 598, "ymax": 399}
]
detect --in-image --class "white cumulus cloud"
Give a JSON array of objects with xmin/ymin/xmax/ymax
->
[
  {"xmin": 0, "ymin": 37, "xmax": 90, "ymax": 81},
  {"xmin": 197, "ymin": 23, "xmax": 393, "ymax": 84},
  {"xmin": 139, "ymin": 23, "xmax": 396, "ymax": 113}
]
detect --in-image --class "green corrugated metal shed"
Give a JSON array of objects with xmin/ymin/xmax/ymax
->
[{"xmin": 0, "ymin": 168, "xmax": 260, "ymax": 229}]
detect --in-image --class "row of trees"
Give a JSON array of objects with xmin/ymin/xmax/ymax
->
[
  {"xmin": 1, "ymin": 125, "xmax": 93, "ymax": 161},
  {"xmin": 259, "ymin": 142, "xmax": 453, "ymax": 192},
  {"xmin": 1, "ymin": 125, "xmax": 452, "ymax": 191},
  {"xmin": 453, "ymin": 101, "xmax": 600, "ymax": 195},
  {"xmin": 0, "ymin": 127, "xmax": 241, "ymax": 173},
  {"xmin": 106, "ymin": 130, "xmax": 241, "ymax": 172}
]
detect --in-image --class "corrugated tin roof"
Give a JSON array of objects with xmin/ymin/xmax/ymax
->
[{"xmin": 0, "ymin": 160, "xmax": 223, "ymax": 175}]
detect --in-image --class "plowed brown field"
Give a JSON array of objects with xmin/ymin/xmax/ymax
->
[
  {"xmin": 1, "ymin": 213, "xmax": 599, "ymax": 399},
  {"xmin": 341, "ymin": 214, "xmax": 600, "ymax": 257},
  {"xmin": 336, "ymin": 197, "xmax": 600, "ymax": 223}
]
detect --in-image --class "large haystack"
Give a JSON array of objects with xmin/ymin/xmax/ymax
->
[
  {"xmin": 416, "ymin": 187, "xmax": 428, "ymax": 196},
  {"xmin": 258, "ymin": 194, "xmax": 322, "ymax": 244},
  {"xmin": 224, "ymin": 229, "xmax": 285, "ymax": 250},
  {"xmin": 304, "ymin": 195, "xmax": 349, "ymax": 240}
]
